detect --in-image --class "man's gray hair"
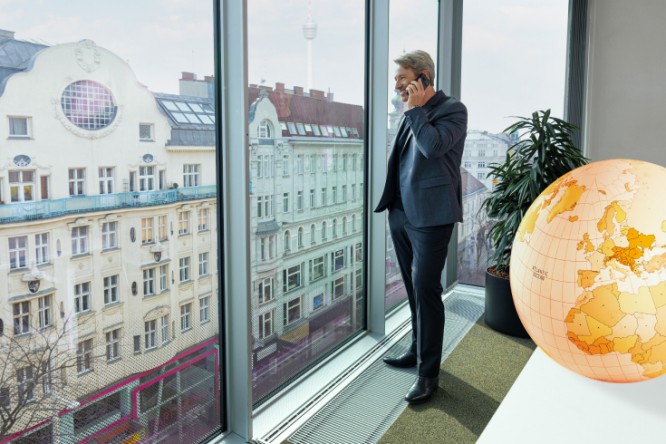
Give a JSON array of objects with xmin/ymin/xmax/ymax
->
[{"xmin": 394, "ymin": 50, "xmax": 436, "ymax": 85}]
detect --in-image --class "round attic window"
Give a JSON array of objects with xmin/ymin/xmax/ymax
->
[{"xmin": 61, "ymin": 80, "xmax": 117, "ymax": 130}]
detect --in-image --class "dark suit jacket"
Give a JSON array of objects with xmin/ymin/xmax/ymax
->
[{"xmin": 375, "ymin": 91, "xmax": 467, "ymax": 228}]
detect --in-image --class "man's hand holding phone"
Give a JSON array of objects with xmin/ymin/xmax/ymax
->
[{"xmin": 406, "ymin": 72, "xmax": 430, "ymax": 109}]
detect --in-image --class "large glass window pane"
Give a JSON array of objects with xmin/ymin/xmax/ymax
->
[
  {"xmin": 458, "ymin": 0, "xmax": 568, "ymax": 285},
  {"xmin": 0, "ymin": 3, "xmax": 222, "ymax": 442},
  {"xmin": 248, "ymin": 0, "xmax": 366, "ymax": 405},
  {"xmin": 385, "ymin": 0, "xmax": 440, "ymax": 312}
]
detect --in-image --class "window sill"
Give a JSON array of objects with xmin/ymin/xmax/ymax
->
[
  {"xmin": 101, "ymin": 247, "xmax": 120, "ymax": 253},
  {"xmin": 8, "ymin": 135, "xmax": 32, "ymax": 140},
  {"xmin": 103, "ymin": 301, "xmax": 123, "ymax": 311},
  {"xmin": 77, "ymin": 369, "xmax": 94, "ymax": 377},
  {"xmin": 106, "ymin": 357, "xmax": 121, "ymax": 364},
  {"xmin": 181, "ymin": 327, "xmax": 193, "ymax": 333},
  {"xmin": 71, "ymin": 253, "xmax": 91, "ymax": 260}
]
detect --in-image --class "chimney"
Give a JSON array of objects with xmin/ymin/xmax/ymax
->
[
  {"xmin": 181, "ymin": 72, "xmax": 196, "ymax": 81},
  {"xmin": 327, "ymin": 90, "xmax": 334, "ymax": 102},
  {"xmin": 204, "ymin": 75, "xmax": 214, "ymax": 83},
  {"xmin": 275, "ymin": 82, "xmax": 285, "ymax": 92},
  {"xmin": 0, "ymin": 29, "xmax": 15, "ymax": 40},
  {"xmin": 293, "ymin": 86, "xmax": 304, "ymax": 96}
]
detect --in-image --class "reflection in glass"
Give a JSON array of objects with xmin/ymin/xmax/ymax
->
[
  {"xmin": 248, "ymin": 0, "xmax": 366, "ymax": 405},
  {"xmin": 0, "ymin": 2, "xmax": 221, "ymax": 442}
]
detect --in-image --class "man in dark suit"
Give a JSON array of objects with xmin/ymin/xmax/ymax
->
[{"xmin": 375, "ymin": 50, "xmax": 467, "ymax": 404}]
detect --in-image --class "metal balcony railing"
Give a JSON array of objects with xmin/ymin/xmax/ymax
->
[{"xmin": 0, "ymin": 185, "xmax": 217, "ymax": 224}]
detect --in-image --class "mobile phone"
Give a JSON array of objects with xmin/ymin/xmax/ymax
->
[{"xmin": 417, "ymin": 72, "xmax": 430, "ymax": 89}]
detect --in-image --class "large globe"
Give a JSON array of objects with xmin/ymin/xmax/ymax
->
[{"xmin": 510, "ymin": 158, "xmax": 666, "ymax": 382}]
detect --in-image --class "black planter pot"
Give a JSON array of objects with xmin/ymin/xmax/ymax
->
[{"xmin": 484, "ymin": 269, "xmax": 530, "ymax": 338}]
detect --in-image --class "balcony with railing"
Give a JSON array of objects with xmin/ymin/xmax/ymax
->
[{"xmin": 0, "ymin": 185, "xmax": 217, "ymax": 224}]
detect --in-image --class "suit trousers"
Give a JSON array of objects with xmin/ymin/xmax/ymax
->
[{"xmin": 388, "ymin": 207, "xmax": 454, "ymax": 378}]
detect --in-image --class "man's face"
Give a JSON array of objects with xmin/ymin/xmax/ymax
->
[{"xmin": 394, "ymin": 65, "xmax": 418, "ymax": 102}]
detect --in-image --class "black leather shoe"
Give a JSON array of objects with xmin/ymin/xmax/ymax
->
[
  {"xmin": 383, "ymin": 351, "xmax": 417, "ymax": 368},
  {"xmin": 405, "ymin": 376, "xmax": 439, "ymax": 404}
]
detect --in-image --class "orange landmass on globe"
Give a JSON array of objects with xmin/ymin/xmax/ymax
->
[
  {"xmin": 597, "ymin": 201, "xmax": 627, "ymax": 236},
  {"xmin": 606, "ymin": 227, "xmax": 655, "ymax": 271},
  {"xmin": 546, "ymin": 183, "xmax": 585, "ymax": 223},
  {"xmin": 577, "ymin": 269, "xmax": 599, "ymax": 289},
  {"xmin": 577, "ymin": 232, "xmax": 595, "ymax": 252},
  {"xmin": 569, "ymin": 215, "xmax": 579, "ymax": 222}
]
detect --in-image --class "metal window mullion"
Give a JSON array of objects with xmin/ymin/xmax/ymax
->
[
  {"xmin": 366, "ymin": 0, "xmax": 390, "ymax": 333},
  {"xmin": 438, "ymin": 0, "xmax": 463, "ymax": 290},
  {"xmin": 220, "ymin": 0, "xmax": 253, "ymax": 441}
]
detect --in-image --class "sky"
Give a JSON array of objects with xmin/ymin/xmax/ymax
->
[{"xmin": 0, "ymin": 0, "xmax": 567, "ymax": 134}]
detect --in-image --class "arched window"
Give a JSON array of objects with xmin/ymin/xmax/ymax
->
[
  {"xmin": 332, "ymin": 219, "xmax": 337, "ymax": 238},
  {"xmin": 298, "ymin": 227, "xmax": 304, "ymax": 248},
  {"xmin": 342, "ymin": 217, "xmax": 347, "ymax": 235},
  {"xmin": 258, "ymin": 119, "xmax": 273, "ymax": 139},
  {"xmin": 321, "ymin": 221, "xmax": 327, "ymax": 241},
  {"xmin": 284, "ymin": 230, "xmax": 290, "ymax": 252},
  {"xmin": 310, "ymin": 224, "xmax": 316, "ymax": 244}
]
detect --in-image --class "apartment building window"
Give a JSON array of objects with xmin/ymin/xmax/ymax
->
[
  {"xmin": 351, "ymin": 184, "xmax": 356, "ymax": 202},
  {"xmin": 42, "ymin": 361, "xmax": 52, "ymax": 395},
  {"xmin": 8, "ymin": 116, "xmax": 30, "ymax": 137},
  {"xmin": 284, "ymin": 231, "xmax": 290, "ymax": 253},
  {"xmin": 258, "ymin": 310, "xmax": 274, "ymax": 339},
  {"xmin": 332, "ymin": 219, "xmax": 338, "ymax": 238},
  {"xmin": 309, "ymin": 255, "xmax": 326, "ymax": 282},
  {"xmin": 180, "ymin": 303, "xmax": 192, "ymax": 331},
  {"xmin": 355, "ymin": 242, "xmax": 363, "ymax": 262},
  {"xmin": 199, "ymin": 252, "xmax": 209, "ymax": 276},
  {"xmin": 478, "ymin": 161, "xmax": 486, "ymax": 168},
  {"xmin": 352, "ymin": 214, "xmax": 356, "ymax": 233},
  {"xmin": 9, "ymin": 170, "xmax": 34, "ymax": 202},
  {"xmin": 352, "ymin": 154, "xmax": 358, "ymax": 171},
  {"xmin": 179, "ymin": 257, "xmax": 191, "ymax": 282},
  {"xmin": 17, "ymin": 367, "xmax": 34, "ymax": 403},
  {"xmin": 293, "ymin": 154, "xmax": 302, "ymax": 174},
  {"xmin": 260, "ymin": 237, "xmax": 267, "ymax": 261},
  {"xmin": 296, "ymin": 190, "xmax": 303, "ymax": 211},
  {"xmin": 333, "ymin": 276, "xmax": 345, "ymax": 300},
  {"xmin": 297, "ymin": 227, "xmax": 304, "ymax": 249},
  {"xmin": 258, "ymin": 277, "xmax": 274, "ymax": 304},
  {"xmin": 160, "ymin": 315, "xmax": 169, "ymax": 344},
  {"xmin": 269, "ymin": 235, "xmax": 275, "ymax": 259},
  {"xmin": 258, "ymin": 119, "xmax": 273, "ymax": 138},
  {"xmin": 332, "ymin": 186, "xmax": 337, "ymax": 204},
  {"xmin": 198, "ymin": 208, "xmax": 209, "ymax": 231},
  {"xmin": 200, "ymin": 296, "xmax": 210, "ymax": 324},
  {"xmin": 282, "ymin": 263, "xmax": 302, "ymax": 292},
  {"xmin": 74, "ymin": 282, "xmax": 91, "ymax": 313},
  {"xmin": 283, "ymin": 192, "xmax": 289, "ymax": 213},
  {"xmin": 103, "ymin": 275, "xmax": 119, "ymax": 305},
  {"xmin": 68, "ymin": 168, "xmax": 86, "ymax": 196},
  {"xmin": 464, "ymin": 161, "xmax": 472, "ymax": 169},
  {"xmin": 282, "ymin": 155, "xmax": 290, "ymax": 176},
  {"xmin": 143, "ymin": 268, "xmax": 156, "ymax": 296},
  {"xmin": 38, "ymin": 295, "xmax": 52, "ymax": 329},
  {"xmin": 133, "ymin": 336, "xmax": 141, "ymax": 355},
  {"xmin": 342, "ymin": 185, "xmax": 347, "ymax": 202},
  {"xmin": 139, "ymin": 123, "xmax": 154, "ymax": 141},
  {"xmin": 310, "ymin": 224, "xmax": 316, "ymax": 244},
  {"xmin": 71, "ymin": 226, "xmax": 89, "ymax": 255},
  {"xmin": 139, "ymin": 166, "xmax": 155, "ymax": 191},
  {"xmin": 321, "ymin": 221, "xmax": 327, "ymax": 241},
  {"xmin": 283, "ymin": 296, "xmax": 302, "ymax": 326},
  {"xmin": 321, "ymin": 187, "xmax": 327, "ymax": 206},
  {"xmin": 141, "ymin": 217, "xmax": 154, "ymax": 244},
  {"xmin": 332, "ymin": 248, "xmax": 345, "ymax": 272},
  {"xmin": 159, "ymin": 169, "xmax": 167, "ymax": 190},
  {"xmin": 101, "ymin": 222, "xmax": 117, "ymax": 250},
  {"xmin": 342, "ymin": 154, "xmax": 348, "ymax": 171},
  {"xmin": 477, "ymin": 173, "xmax": 486, "ymax": 180},
  {"xmin": 183, "ymin": 164, "xmax": 201, "ymax": 187},
  {"xmin": 106, "ymin": 329, "xmax": 121, "ymax": 361},
  {"xmin": 478, "ymin": 150, "xmax": 486, "ymax": 157},
  {"xmin": 9, "ymin": 236, "xmax": 28, "ymax": 269},
  {"xmin": 13, "ymin": 301, "xmax": 30, "ymax": 335},
  {"xmin": 76, "ymin": 339, "xmax": 93, "ymax": 374},
  {"xmin": 0, "ymin": 388, "xmax": 8, "ymax": 409},
  {"xmin": 342, "ymin": 217, "xmax": 347, "ymax": 235},
  {"xmin": 157, "ymin": 216, "xmax": 167, "ymax": 241},
  {"xmin": 309, "ymin": 189, "xmax": 315, "ymax": 208},
  {"xmin": 332, "ymin": 154, "xmax": 338, "ymax": 172},
  {"xmin": 178, "ymin": 210, "xmax": 191, "ymax": 235},
  {"xmin": 145, "ymin": 320, "xmax": 157, "ymax": 350},
  {"xmin": 99, "ymin": 167, "xmax": 115, "ymax": 194},
  {"xmin": 159, "ymin": 265, "xmax": 168, "ymax": 291}
]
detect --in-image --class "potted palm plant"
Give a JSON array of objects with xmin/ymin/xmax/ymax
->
[{"xmin": 481, "ymin": 109, "xmax": 589, "ymax": 337}]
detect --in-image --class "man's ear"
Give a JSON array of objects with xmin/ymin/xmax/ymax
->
[{"xmin": 423, "ymin": 70, "xmax": 431, "ymax": 80}]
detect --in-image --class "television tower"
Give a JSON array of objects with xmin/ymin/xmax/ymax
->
[{"xmin": 302, "ymin": 0, "xmax": 317, "ymax": 92}]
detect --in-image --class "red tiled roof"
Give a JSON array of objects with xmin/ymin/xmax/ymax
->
[{"xmin": 248, "ymin": 85, "xmax": 365, "ymax": 139}]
